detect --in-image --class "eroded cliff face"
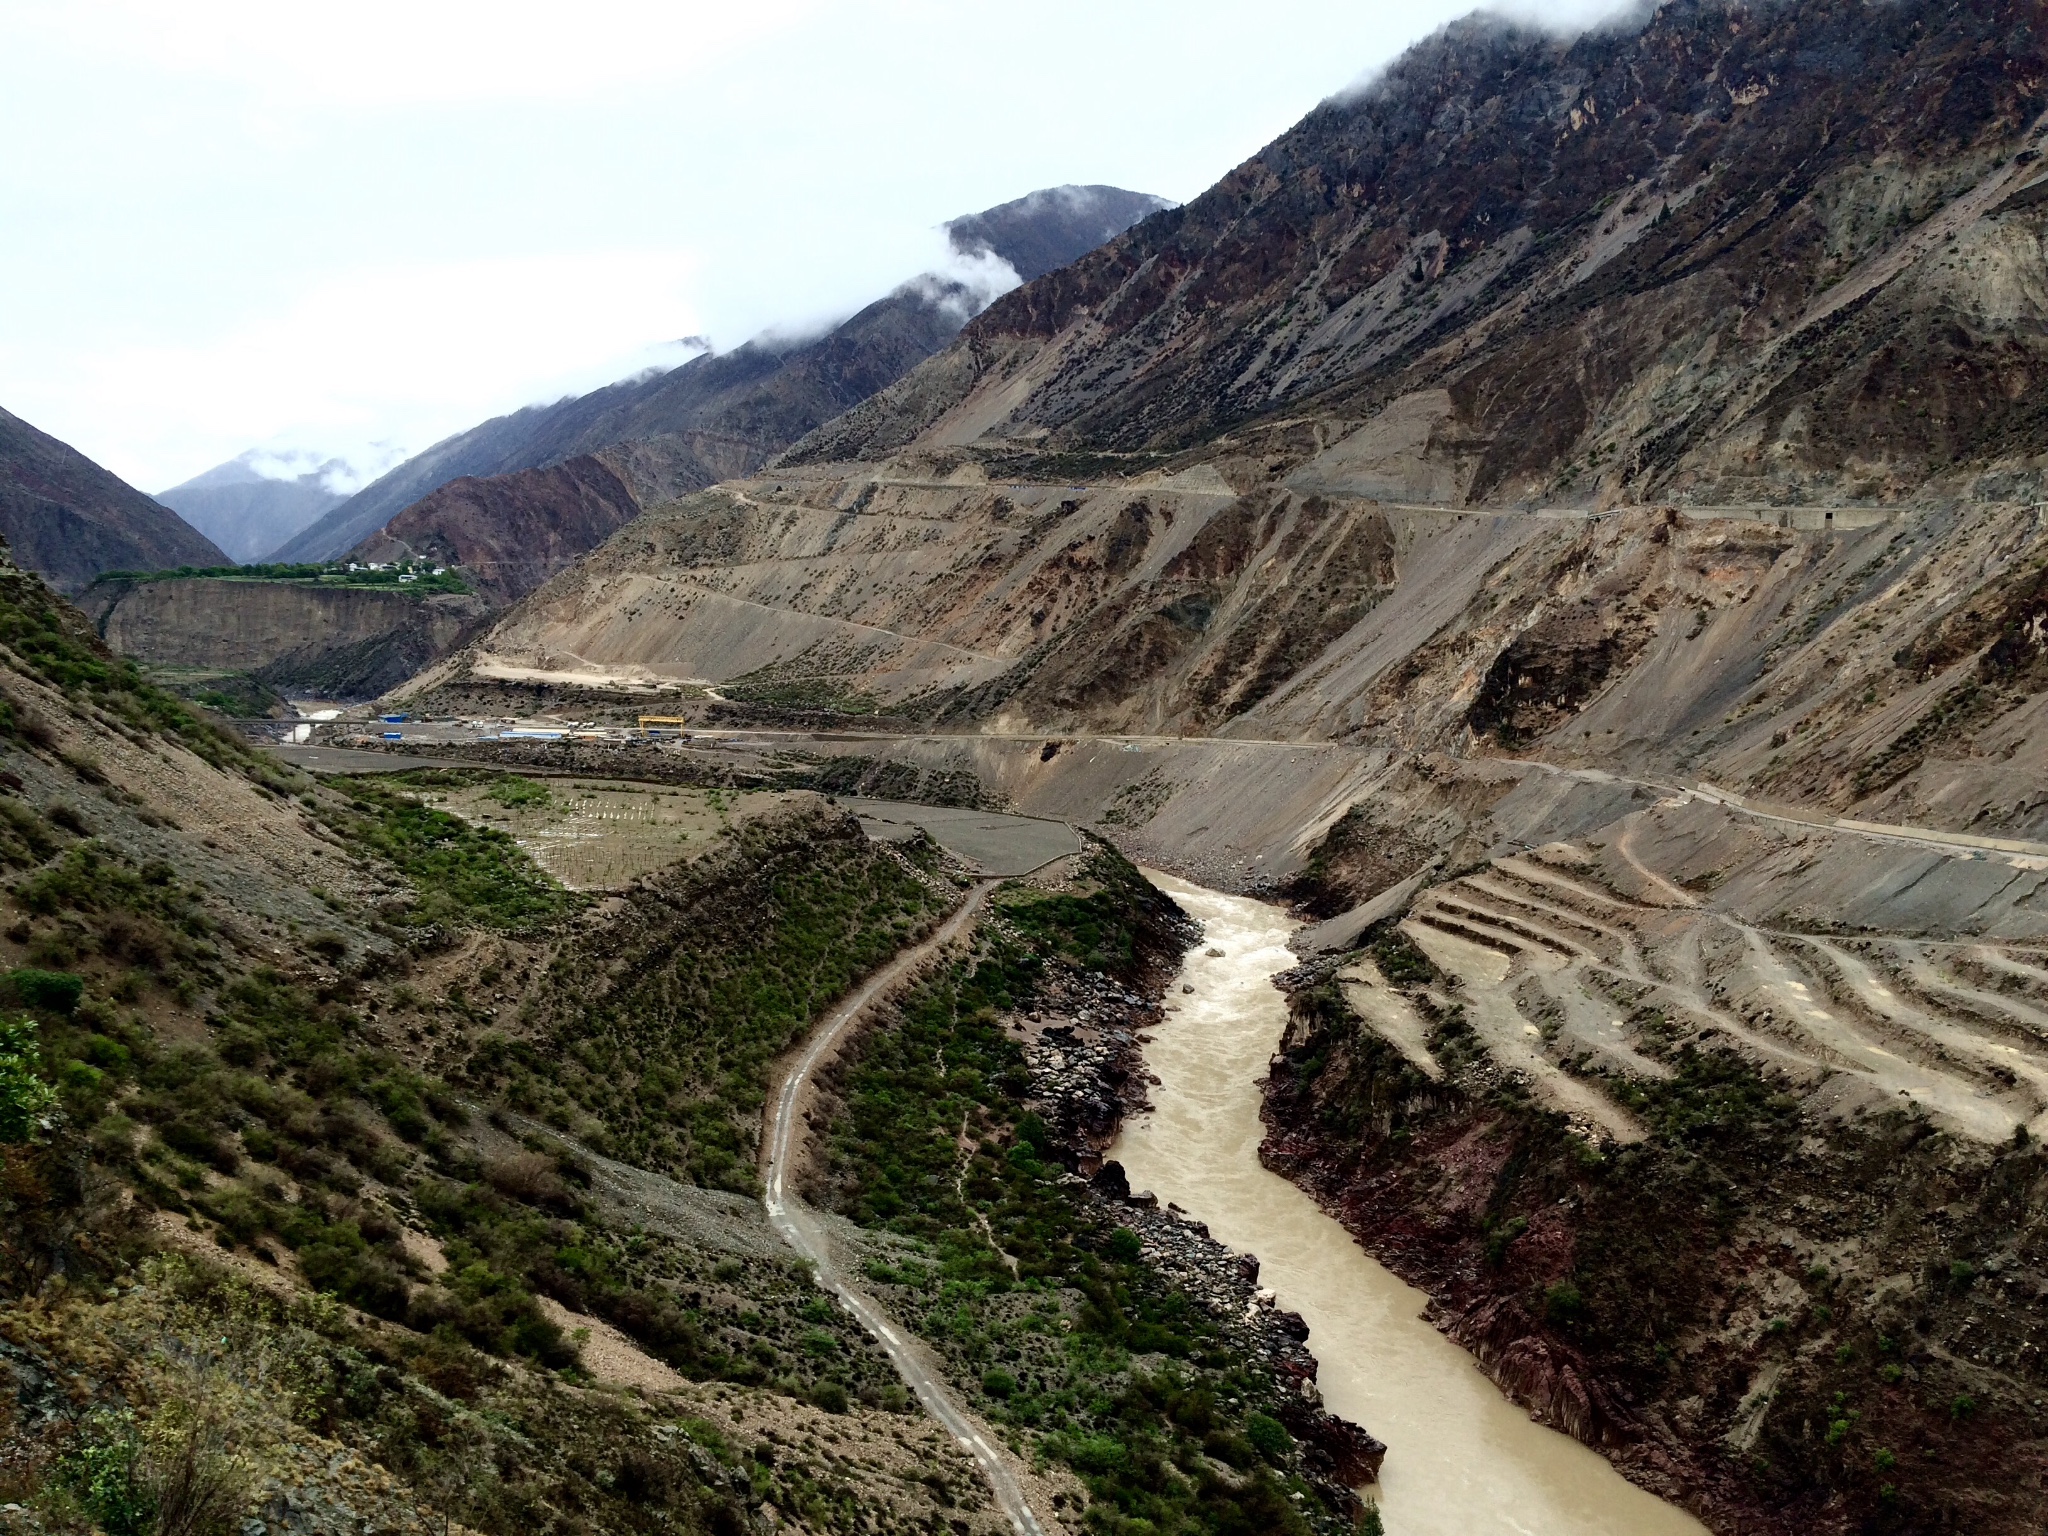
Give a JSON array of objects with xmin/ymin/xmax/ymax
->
[
  {"xmin": 92, "ymin": 578, "xmax": 486, "ymax": 700},
  {"xmin": 791, "ymin": 0, "xmax": 2048, "ymax": 511},
  {"xmin": 431, "ymin": 462, "xmax": 2047, "ymax": 848}
]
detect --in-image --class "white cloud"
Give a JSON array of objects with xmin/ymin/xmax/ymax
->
[
  {"xmin": 17, "ymin": 251, "xmax": 702, "ymax": 490},
  {"xmin": 236, "ymin": 445, "xmax": 413, "ymax": 495},
  {"xmin": 924, "ymin": 243, "xmax": 1025, "ymax": 324},
  {"xmin": 14, "ymin": 0, "xmax": 817, "ymax": 106}
]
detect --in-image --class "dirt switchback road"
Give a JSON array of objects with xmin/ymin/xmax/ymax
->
[{"xmin": 761, "ymin": 879, "xmax": 1050, "ymax": 1536}]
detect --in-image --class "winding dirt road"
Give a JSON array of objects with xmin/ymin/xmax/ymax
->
[{"xmin": 760, "ymin": 879, "xmax": 1050, "ymax": 1536}]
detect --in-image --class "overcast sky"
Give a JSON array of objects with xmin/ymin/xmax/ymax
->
[{"xmin": 0, "ymin": 0, "xmax": 1623, "ymax": 492}]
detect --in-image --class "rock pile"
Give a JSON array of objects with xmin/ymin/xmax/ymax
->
[{"xmin": 1011, "ymin": 965, "xmax": 1159, "ymax": 1161}]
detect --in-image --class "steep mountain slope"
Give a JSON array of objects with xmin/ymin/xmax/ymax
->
[
  {"xmin": 793, "ymin": 0, "xmax": 2048, "ymax": 509},
  {"xmin": 429, "ymin": 0, "xmax": 2048, "ymax": 838},
  {"xmin": 361, "ymin": 6, "xmax": 2048, "ymax": 1528},
  {"xmin": 0, "ymin": 406, "xmax": 227, "ymax": 592},
  {"xmin": 274, "ymin": 184, "xmax": 1171, "ymax": 568},
  {"xmin": 436, "ymin": 464, "xmax": 2044, "ymax": 846},
  {"xmin": 156, "ymin": 451, "xmax": 350, "ymax": 562}
]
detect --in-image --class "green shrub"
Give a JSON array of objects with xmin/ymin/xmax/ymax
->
[
  {"xmin": 485, "ymin": 776, "xmax": 551, "ymax": 809},
  {"xmin": 1543, "ymin": 1281, "xmax": 1586, "ymax": 1325},
  {"xmin": 3, "ymin": 967, "xmax": 82, "ymax": 1013},
  {"xmin": 1484, "ymin": 1214, "xmax": 1528, "ymax": 1268},
  {"xmin": 0, "ymin": 564, "xmax": 250, "ymax": 771},
  {"xmin": 1244, "ymin": 1412, "xmax": 1292, "ymax": 1460},
  {"xmin": 1064, "ymin": 1434, "xmax": 1129, "ymax": 1476},
  {"xmin": 60, "ymin": 1411, "xmax": 155, "ymax": 1536}
]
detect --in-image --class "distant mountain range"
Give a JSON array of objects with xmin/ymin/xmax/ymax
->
[
  {"xmin": 273, "ymin": 184, "xmax": 1173, "ymax": 578},
  {"xmin": 155, "ymin": 451, "xmax": 354, "ymax": 563},
  {"xmin": 38, "ymin": 182, "xmax": 1172, "ymax": 698},
  {"xmin": 0, "ymin": 405, "xmax": 226, "ymax": 591}
]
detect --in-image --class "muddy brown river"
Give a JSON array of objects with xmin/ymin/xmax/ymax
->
[{"xmin": 1113, "ymin": 874, "xmax": 1706, "ymax": 1536}]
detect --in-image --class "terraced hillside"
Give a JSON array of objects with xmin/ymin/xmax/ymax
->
[
  {"xmin": 1394, "ymin": 832, "xmax": 2048, "ymax": 1145},
  {"xmin": 419, "ymin": 463, "xmax": 2045, "ymax": 847},
  {"xmin": 1267, "ymin": 784, "xmax": 2048, "ymax": 1533}
]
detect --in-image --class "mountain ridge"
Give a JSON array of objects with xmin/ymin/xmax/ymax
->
[
  {"xmin": 156, "ymin": 451, "xmax": 352, "ymax": 563},
  {"xmin": 785, "ymin": 0, "xmax": 2048, "ymax": 508}
]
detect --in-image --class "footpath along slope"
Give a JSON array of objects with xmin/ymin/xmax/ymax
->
[{"xmin": 758, "ymin": 878, "xmax": 1053, "ymax": 1536}]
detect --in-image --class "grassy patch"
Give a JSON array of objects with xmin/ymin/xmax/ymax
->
[
  {"xmin": 483, "ymin": 775, "xmax": 550, "ymax": 810},
  {"xmin": 320, "ymin": 775, "xmax": 583, "ymax": 934},
  {"xmin": 722, "ymin": 676, "xmax": 883, "ymax": 715},
  {"xmin": 819, "ymin": 860, "xmax": 1332, "ymax": 1535},
  {"xmin": 479, "ymin": 805, "xmax": 948, "ymax": 1190},
  {"xmin": 988, "ymin": 838, "xmax": 1188, "ymax": 983},
  {"xmin": 94, "ymin": 560, "xmax": 471, "ymax": 596}
]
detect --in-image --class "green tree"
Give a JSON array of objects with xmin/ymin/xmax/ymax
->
[
  {"xmin": 0, "ymin": 1014, "xmax": 56, "ymax": 1143},
  {"xmin": 61, "ymin": 1411, "xmax": 155, "ymax": 1536}
]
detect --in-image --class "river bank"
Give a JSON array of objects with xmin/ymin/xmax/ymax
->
[
  {"xmin": 997, "ymin": 856, "xmax": 1387, "ymax": 1505},
  {"xmin": 1114, "ymin": 873, "xmax": 1707, "ymax": 1535},
  {"xmin": 805, "ymin": 838, "xmax": 1380, "ymax": 1533}
]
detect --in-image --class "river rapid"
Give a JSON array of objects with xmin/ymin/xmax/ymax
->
[{"xmin": 1111, "ymin": 873, "xmax": 1706, "ymax": 1536}]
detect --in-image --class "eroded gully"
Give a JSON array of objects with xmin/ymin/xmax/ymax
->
[{"xmin": 1112, "ymin": 873, "xmax": 1707, "ymax": 1536}]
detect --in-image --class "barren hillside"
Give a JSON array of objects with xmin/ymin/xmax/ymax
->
[
  {"xmin": 433, "ymin": 461, "xmax": 2045, "ymax": 846},
  {"xmin": 794, "ymin": 0, "xmax": 2048, "ymax": 510}
]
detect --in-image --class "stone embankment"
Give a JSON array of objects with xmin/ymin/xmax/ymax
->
[{"xmin": 1010, "ymin": 961, "xmax": 1386, "ymax": 1492}]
